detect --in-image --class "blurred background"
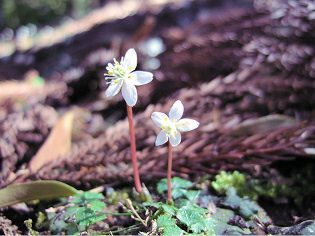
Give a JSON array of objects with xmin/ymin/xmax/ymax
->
[{"xmin": 0, "ymin": 0, "xmax": 119, "ymax": 56}]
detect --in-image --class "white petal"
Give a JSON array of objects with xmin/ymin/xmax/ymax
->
[
  {"xmin": 151, "ymin": 112, "xmax": 169, "ymax": 128},
  {"xmin": 176, "ymin": 118, "xmax": 199, "ymax": 132},
  {"xmin": 169, "ymin": 100, "xmax": 184, "ymax": 121},
  {"xmin": 122, "ymin": 81, "xmax": 137, "ymax": 106},
  {"xmin": 124, "ymin": 48, "xmax": 137, "ymax": 72},
  {"xmin": 130, "ymin": 71, "xmax": 153, "ymax": 86},
  {"xmin": 105, "ymin": 80, "xmax": 123, "ymax": 97},
  {"xmin": 169, "ymin": 131, "xmax": 181, "ymax": 147},
  {"xmin": 155, "ymin": 130, "xmax": 168, "ymax": 146}
]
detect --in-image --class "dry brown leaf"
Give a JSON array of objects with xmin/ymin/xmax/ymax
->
[{"xmin": 29, "ymin": 111, "xmax": 74, "ymax": 172}]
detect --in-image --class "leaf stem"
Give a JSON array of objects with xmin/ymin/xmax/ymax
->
[
  {"xmin": 167, "ymin": 141, "xmax": 173, "ymax": 201},
  {"xmin": 127, "ymin": 105, "xmax": 142, "ymax": 194}
]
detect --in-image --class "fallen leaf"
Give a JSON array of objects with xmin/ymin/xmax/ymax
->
[
  {"xmin": 0, "ymin": 180, "xmax": 78, "ymax": 208},
  {"xmin": 29, "ymin": 111, "xmax": 74, "ymax": 172}
]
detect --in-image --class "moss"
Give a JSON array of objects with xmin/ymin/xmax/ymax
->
[{"xmin": 211, "ymin": 167, "xmax": 315, "ymax": 206}]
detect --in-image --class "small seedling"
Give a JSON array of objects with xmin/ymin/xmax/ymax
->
[{"xmin": 151, "ymin": 100, "xmax": 199, "ymax": 201}]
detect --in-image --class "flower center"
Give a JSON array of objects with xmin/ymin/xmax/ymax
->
[
  {"xmin": 161, "ymin": 120, "xmax": 178, "ymax": 136},
  {"xmin": 108, "ymin": 58, "xmax": 128, "ymax": 78}
]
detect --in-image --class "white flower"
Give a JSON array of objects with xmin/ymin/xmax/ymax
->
[
  {"xmin": 151, "ymin": 100, "xmax": 199, "ymax": 147},
  {"xmin": 105, "ymin": 48, "xmax": 153, "ymax": 106}
]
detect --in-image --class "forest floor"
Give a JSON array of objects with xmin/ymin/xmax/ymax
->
[{"xmin": 0, "ymin": 0, "xmax": 315, "ymax": 234}]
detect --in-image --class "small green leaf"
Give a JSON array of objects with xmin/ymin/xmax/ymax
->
[
  {"xmin": 183, "ymin": 190, "xmax": 200, "ymax": 202},
  {"xmin": 157, "ymin": 214, "xmax": 183, "ymax": 236},
  {"xmin": 176, "ymin": 205, "xmax": 205, "ymax": 227},
  {"xmin": 157, "ymin": 214, "xmax": 177, "ymax": 228},
  {"xmin": 71, "ymin": 191, "xmax": 105, "ymax": 205},
  {"xmin": 64, "ymin": 206, "xmax": 80, "ymax": 220},
  {"xmin": 0, "ymin": 180, "xmax": 78, "ymax": 207},
  {"xmin": 161, "ymin": 204, "xmax": 177, "ymax": 215},
  {"xmin": 162, "ymin": 226, "xmax": 184, "ymax": 236},
  {"xmin": 76, "ymin": 207, "xmax": 106, "ymax": 227},
  {"xmin": 175, "ymin": 199, "xmax": 191, "ymax": 208},
  {"xmin": 89, "ymin": 200, "xmax": 106, "ymax": 212},
  {"xmin": 157, "ymin": 177, "xmax": 193, "ymax": 194},
  {"xmin": 172, "ymin": 177, "xmax": 194, "ymax": 189},
  {"xmin": 172, "ymin": 188, "xmax": 186, "ymax": 199},
  {"xmin": 143, "ymin": 202, "xmax": 162, "ymax": 208},
  {"xmin": 190, "ymin": 222, "xmax": 206, "ymax": 233},
  {"xmin": 222, "ymin": 188, "xmax": 260, "ymax": 219}
]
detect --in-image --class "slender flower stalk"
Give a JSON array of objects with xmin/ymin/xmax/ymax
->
[
  {"xmin": 105, "ymin": 48, "xmax": 153, "ymax": 194},
  {"xmin": 127, "ymin": 105, "xmax": 142, "ymax": 194},
  {"xmin": 151, "ymin": 100, "xmax": 199, "ymax": 201},
  {"xmin": 167, "ymin": 141, "xmax": 173, "ymax": 201}
]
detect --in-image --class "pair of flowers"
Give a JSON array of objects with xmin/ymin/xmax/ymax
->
[{"xmin": 105, "ymin": 48, "xmax": 199, "ymax": 146}]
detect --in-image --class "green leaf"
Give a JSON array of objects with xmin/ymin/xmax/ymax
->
[
  {"xmin": 172, "ymin": 177, "xmax": 194, "ymax": 189},
  {"xmin": 48, "ymin": 210, "xmax": 82, "ymax": 235},
  {"xmin": 157, "ymin": 214, "xmax": 183, "ymax": 236},
  {"xmin": 71, "ymin": 191, "xmax": 104, "ymax": 205},
  {"xmin": 161, "ymin": 204, "xmax": 177, "ymax": 215},
  {"xmin": 0, "ymin": 180, "xmax": 78, "ymax": 207},
  {"xmin": 191, "ymin": 222, "xmax": 208, "ymax": 233},
  {"xmin": 222, "ymin": 188, "xmax": 259, "ymax": 219},
  {"xmin": 157, "ymin": 177, "xmax": 193, "ymax": 194},
  {"xmin": 143, "ymin": 202, "xmax": 162, "ymax": 208},
  {"xmin": 89, "ymin": 200, "xmax": 106, "ymax": 212},
  {"xmin": 76, "ymin": 207, "xmax": 106, "ymax": 227},
  {"xmin": 162, "ymin": 226, "xmax": 184, "ymax": 236},
  {"xmin": 183, "ymin": 190, "xmax": 200, "ymax": 202},
  {"xmin": 176, "ymin": 205, "xmax": 205, "ymax": 227},
  {"xmin": 64, "ymin": 206, "xmax": 80, "ymax": 220},
  {"xmin": 174, "ymin": 199, "xmax": 191, "ymax": 208},
  {"xmin": 157, "ymin": 214, "xmax": 177, "ymax": 228}
]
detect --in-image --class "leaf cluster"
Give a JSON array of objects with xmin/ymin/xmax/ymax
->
[
  {"xmin": 145, "ymin": 177, "xmax": 253, "ymax": 235},
  {"xmin": 47, "ymin": 191, "xmax": 107, "ymax": 234}
]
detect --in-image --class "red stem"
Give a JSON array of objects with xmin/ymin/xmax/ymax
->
[
  {"xmin": 167, "ymin": 141, "xmax": 173, "ymax": 201},
  {"xmin": 127, "ymin": 105, "xmax": 142, "ymax": 194}
]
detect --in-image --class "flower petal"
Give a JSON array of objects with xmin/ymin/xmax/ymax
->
[
  {"xmin": 105, "ymin": 80, "xmax": 123, "ymax": 97},
  {"xmin": 169, "ymin": 100, "xmax": 184, "ymax": 121},
  {"xmin": 124, "ymin": 48, "xmax": 137, "ymax": 72},
  {"xmin": 155, "ymin": 130, "xmax": 168, "ymax": 146},
  {"xmin": 122, "ymin": 81, "xmax": 137, "ymax": 106},
  {"xmin": 176, "ymin": 118, "xmax": 199, "ymax": 132},
  {"xmin": 169, "ymin": 131, "xmax": 181, "ymax": 147},
  {"xmin": 130, "ymin": 71, "xmax": 153, "ymax": 86},
  {"xmin": 151, "ymin": 112, "xmax": 169, "ymax": 128}
]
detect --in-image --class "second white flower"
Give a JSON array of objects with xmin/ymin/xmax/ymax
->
[{"xmin": 151, "ymin": 100, "xmax": 199, "ymax": 147}]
